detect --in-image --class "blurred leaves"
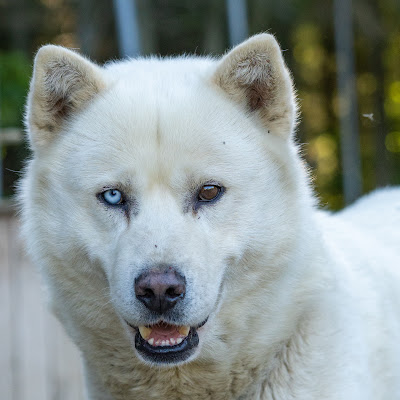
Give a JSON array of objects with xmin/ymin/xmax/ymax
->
[
  {"xmin": 0, "ymin": 0, "xmax": 399, "ymax": 207},
  {"xmin": 0, "ymin": 51, "xmax": 31, "ymax": 127}
]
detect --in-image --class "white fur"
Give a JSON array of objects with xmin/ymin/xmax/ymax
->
[{"xmin": 20, "ymin": 34, "xmax": 400, "ymax": 399}]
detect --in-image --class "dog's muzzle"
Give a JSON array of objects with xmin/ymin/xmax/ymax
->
[
  {"xmin": 134, "ymin": 267, "xmax": 186, "ymax": 314},
  {"xmin": 127, "ymin": 319, "xmax": 208, "ymax": 364},
  {"xmin": 129, "ymin": 266, "xmax": 208, "ymax": 364}
]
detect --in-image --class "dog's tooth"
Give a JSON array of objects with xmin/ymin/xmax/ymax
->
[
  {"xmin": 178, "ymin": 326, "xmax": 190, "ymax": 336},
  {"xmin": 138, "ymin": 326, "xmax": 152, "ymax": 340},
  {"xmin": 148, "ymin": 338, "xmax": 154, "ymax": 346},
  {"xmin": 165, "ymin": 339, "xmax": 170, "ymax": 346},
  {"xmin": 176, "ymin": 337, "xmax": 183, "ymax": 344},
  {"xmin": 161, "ymin": 340, "xmax": 166, "ymax": 346},
  {"xmin": 155, "ymin": 339, "xmax": 161, "ymax": 346},
  {"xmin": 170, "ymin": 338, "xmax": 176, "ymax": 345}
]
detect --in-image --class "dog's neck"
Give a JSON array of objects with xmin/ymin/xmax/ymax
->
[
  {"xmin": 79, "ymin": 269, "xmax": 329, "ymax": 400},
  {"xmin": 58, "ymin": 212, "xmax": 331, "ymax": 399},
  {"xmin": 82, "ymin": 331, "xmax": 275, "ymax": 400},
  {"xmin": 81, "ymin": 302, "xmax": 330, "ymax": 400}
]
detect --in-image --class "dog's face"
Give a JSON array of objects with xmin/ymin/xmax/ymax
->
[{"xmin": 23, "ymin": 34, "xmax": 299, "ymax": 366}]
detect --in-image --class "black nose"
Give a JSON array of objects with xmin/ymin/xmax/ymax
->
[{"xmin": 134, "ymin": 267, "xmax": 186, "ymax": 314}]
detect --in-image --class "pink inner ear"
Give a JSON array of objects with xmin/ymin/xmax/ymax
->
[
  {"xmin": 246, "ymin": 79, "xmax": 274, "ymax": 112},
  {"xmin": 48, "ymin": 95, "xmax": 73, "ymax": 120},
  {"xmin": 216, "ymin": 47, "xmax": 295, "ymax": 137},
  {"xmin": 248, "ymin": 87, "xmax": 263, "ymax": 111},
  {"xmin": 43, "ymin": 61, "xmax": 83, "ymax": 122},
  {"xmin": 230, "ymin": 53, "xmax": 277, "ymax": 113}
]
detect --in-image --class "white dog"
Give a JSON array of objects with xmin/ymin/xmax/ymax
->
[{"xmin": 20, "ymin": 34, "xmax": 400, "ymax": 399}]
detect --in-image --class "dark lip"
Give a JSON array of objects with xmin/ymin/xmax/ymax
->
[
  {"xmin": 127, "ymin": 318, "xmax": 208, "ymax": 365},
  {"xmin": 126, "ymin": 317, "xmax": 208, "ymax": 331},
  {"xmin": 135, "ymin": 327, "xmax": 199, "ymax": 364}
]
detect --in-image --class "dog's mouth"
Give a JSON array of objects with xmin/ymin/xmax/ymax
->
[{"xmin": 128, "ymin": 319, "xmax": 208, "ymax": 364}]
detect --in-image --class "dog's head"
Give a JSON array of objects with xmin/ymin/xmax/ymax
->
[{"xmin": 23, "ymin": 34, "xmax": 307, "ymax": 366}]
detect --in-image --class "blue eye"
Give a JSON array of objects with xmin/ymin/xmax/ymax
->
[{"xmin": 102, "ymin": 189, "xmax": 123, "ymax": 205}]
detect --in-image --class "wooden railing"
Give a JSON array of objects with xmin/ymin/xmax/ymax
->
[
  {"xmin": 0, "ymin": 130, "xmax": 85, "ymax": 397},
  {"xmin": 0, "ymin": 128, "xmax": 24, "ymax": 146},
  {"xmin": 0, "ymin": 215, "xmax": 85, "ymax": 399}
]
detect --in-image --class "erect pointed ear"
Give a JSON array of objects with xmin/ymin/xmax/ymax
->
[
  {"xmin": 25, "ymin": 45, "xmax": 105, "ymax": 150},
  {"xmin": 213, "ymin": 33, "xmax": 297, "ymax": 139}
]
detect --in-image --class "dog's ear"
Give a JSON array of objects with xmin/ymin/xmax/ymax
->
[
  {"xmin": 25, "ymin": 45, "xmax": 105, "ymax": 150},
  {"xmin": 213, "ymin": 33, "xmax": 297, "ymax": 139}
]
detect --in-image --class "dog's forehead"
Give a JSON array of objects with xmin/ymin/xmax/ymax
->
[{"xmin": 72, "ymin": 63, "xmax": 259, "ymax": 184}]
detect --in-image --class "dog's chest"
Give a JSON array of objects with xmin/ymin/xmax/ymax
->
[{"xmin": 103, "ymin": 359, "xmax": 266, "ymax": 400}]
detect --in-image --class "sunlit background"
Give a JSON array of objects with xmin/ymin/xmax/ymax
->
[{"xmin": 1, "ymin": 0, "xmax": 400, "ymax": 210}]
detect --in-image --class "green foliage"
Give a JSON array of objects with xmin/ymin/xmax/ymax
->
[
  {"xmin": 0, "ymin": 0, "xmax": 399, "ymax": 206},
  {"xmin": 0, "ymin": 51, "xmax": 31, "ymax": 127},
  {"xmin": 0, "ymin": 52, "xmax": 31, "ymax": 198}
]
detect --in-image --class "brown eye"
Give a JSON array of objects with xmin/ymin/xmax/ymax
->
[{"xmin": 198, "ymin": 185, "xmax": 222, "ymax": 202}]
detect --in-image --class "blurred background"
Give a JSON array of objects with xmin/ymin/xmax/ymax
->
[
  {"xmin": 0, "ymin": 0, "xmax": 399, "ymax": 210},
  {"xmin": 0, "ymin": 0, "xmax": 399, "ymax": 399}
]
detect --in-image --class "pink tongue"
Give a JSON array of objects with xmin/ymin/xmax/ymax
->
[{"xmin": 149, "ymin": 324, "xmax": 183, "ymax": 342}]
